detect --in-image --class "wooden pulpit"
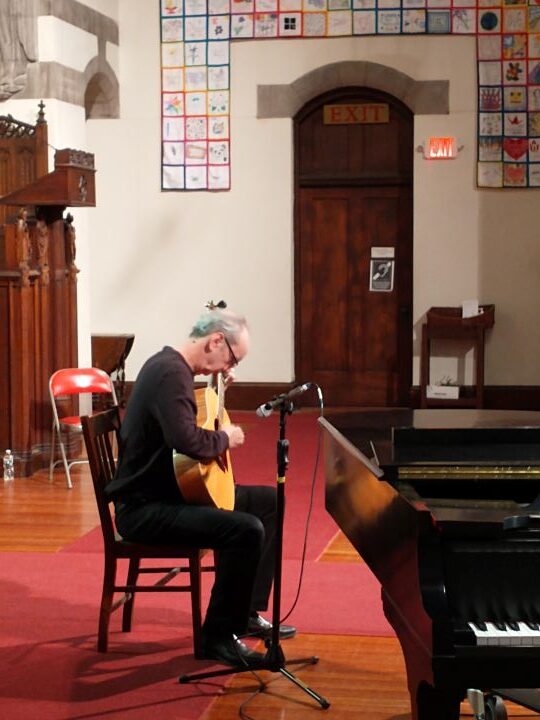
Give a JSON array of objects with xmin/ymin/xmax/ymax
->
[{"xmin": 0, "ymin": 105, "xmax": 96, "ymax": 476}]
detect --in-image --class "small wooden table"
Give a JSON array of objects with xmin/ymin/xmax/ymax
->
[{"xmin": 420, "ymin": 306, "xmax": 494, "ymax": 409}]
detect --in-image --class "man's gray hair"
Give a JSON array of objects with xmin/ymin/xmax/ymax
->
[{"xmin": 189, "ymin": 309, "xmax": 248, "ymax": 343}]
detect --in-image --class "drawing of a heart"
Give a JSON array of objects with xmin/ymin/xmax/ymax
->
[{"xmin": 503, "ymin": 138, "xmax": 528, "ymax": 160}]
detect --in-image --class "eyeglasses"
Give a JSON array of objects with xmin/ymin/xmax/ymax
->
[{"xmin": 223, "ymin": 335, "xmax": 239, "ymax": 367}]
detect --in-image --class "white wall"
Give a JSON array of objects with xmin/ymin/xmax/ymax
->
[
  {"xmin": 38, "ymin": 16, "xmax": 98, "ymax": 71},
  {"xmin": 11, "ymin": 0, "xmax": 534, "ymax": 389},
  {"xmin": 87, "ymin": 2, "xmax": 298, "ymax": 383},
  {"xmin": 87, "ymin": 6, "xmax": 490, "ymax": 386}
]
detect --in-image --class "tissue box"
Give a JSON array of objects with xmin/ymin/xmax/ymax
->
[{"xmin": 426, "ymin": 385, "xmax": 460, "ymax": 399}]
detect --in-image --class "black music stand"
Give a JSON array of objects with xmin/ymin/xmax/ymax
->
[{"xmin": 179, "ymin": 400, "xmax": 330, "ymax": 710}]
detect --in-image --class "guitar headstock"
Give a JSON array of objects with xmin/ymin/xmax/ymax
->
[{"xmin": 205, "ymin": 300, "xmax": 228, "ymax": 393}]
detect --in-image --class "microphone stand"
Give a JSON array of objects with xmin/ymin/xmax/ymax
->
[{"xmin": 179, "ymin": 399, "xmax": 330, "ymax": 710}]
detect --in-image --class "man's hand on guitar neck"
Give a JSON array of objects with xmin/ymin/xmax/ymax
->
[
  {"xmin": 222, "ymin": 423, "xmax": 245, "ymax": 449},
  {"xmin": 222, "ymin": 367, "xmax": 236, "ymax": 387}
]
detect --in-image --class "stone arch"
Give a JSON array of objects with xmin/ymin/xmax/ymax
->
[
  {"xmin": 257, "ymin": 60, "xmax": 449, "ymax": 118},
  {"xmin": 83, "ymin": 58, "xmax": 119, "ymax": 120}
]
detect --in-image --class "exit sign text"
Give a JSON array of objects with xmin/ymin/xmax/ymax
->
[{"xmin": 323, "ymin": 103, "xmax": 389, "ymax": 125}]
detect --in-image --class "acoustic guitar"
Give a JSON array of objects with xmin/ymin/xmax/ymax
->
[{"xmin": 173, "ymin": 302, "xmax": 235, "ymax": 510}]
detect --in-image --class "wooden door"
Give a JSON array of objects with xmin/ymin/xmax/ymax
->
[{"xmin": 294, "ymin": 88, "xmax": 413, "ymax": 407}]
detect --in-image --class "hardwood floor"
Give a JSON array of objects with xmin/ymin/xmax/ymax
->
[
  {"xmin": 201, "ymin": 634, "xmax": 413, "ymax": 720},
  {"xmin": 0, "ymin": 467, "xmax": 532, "ymax": 719},
  {"xmin": 0, "ymin": 465, "xmax": 98, "ymax": 551}
]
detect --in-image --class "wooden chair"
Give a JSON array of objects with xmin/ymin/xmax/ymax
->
[{"xmin": 81, "ymin": 407, "xmax": 213, "ymax": 657}]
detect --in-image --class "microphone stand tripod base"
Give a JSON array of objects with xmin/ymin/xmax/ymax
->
[
  {"xmin": 178, "ymin": 641, "xmax": 330, "ymax": 709},
  {"xmin": 263, "ymin": 635, "xmax": 319, "ymax": 674},
  {"xmin": 267, "ymin": 644, "xmax": 330, "ymax": 709}
]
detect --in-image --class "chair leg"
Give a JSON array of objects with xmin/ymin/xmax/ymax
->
[
  {"xmin": 57, "ymin": 429, "xmax": 73, "ymax": 489},
  {"xmin": 50, "ymin": 421, "xmax": 74, "ymax": 489},
  {"xmin": 122, "ymin": 558, "xmax": 140, "ymax": 632},
  {"xmin": 189, "ymin": 553, "xmax": 204, "ymax": 659},
  {"xmin": 98, "ymin": 555, "xmax": 117, "ymax": 652},
  {"xmin": 49, "ymin": 421, "xmax": 73, "ymax": 490},
  {"xmin": 49, "ymin": 422, "xmax": 56, "ymax": 482}
]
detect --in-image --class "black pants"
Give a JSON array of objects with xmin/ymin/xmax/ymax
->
[{"xmin": 114, "ymin": 485, "xmax": 277, "ymax": 639}]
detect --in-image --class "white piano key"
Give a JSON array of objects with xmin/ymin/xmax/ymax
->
[
  {"xmin": 504, "ymin": 621, "xmax": 524, "ymax": 646},
  {"xmin": 485, "ymin": 622, "xmax": 509, "ymax": 646},
  {"xmin": 520, "ymin": 621, "xmax": 540, "ymax": 646},
  {"xmin": 467, "ymin": 621, "xmax": 540, "ymax": 647},
  {"xmin": 468, "ymin": 622, "xmax": 491, "ymax": 646}
]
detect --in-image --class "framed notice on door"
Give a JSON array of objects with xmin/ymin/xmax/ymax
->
[{"xmin": 369, "ymin": 259, "xmax": 394, "ymax": 292}]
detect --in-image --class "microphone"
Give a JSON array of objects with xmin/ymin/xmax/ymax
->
[{"xmin": 256, "ymin": 383, "xmax": 312, "ymax": 417}]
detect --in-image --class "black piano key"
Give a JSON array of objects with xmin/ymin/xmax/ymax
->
[
  {"xmin": 473, "ymin": 621, "xmax": 488, "ymax": 632},
  {"xmin": 493, "ymin": 622, "xmax": 507, "ymax": 631},
  {"xmin": 526, "ymin": 621, "xmax": 540, "ymax": 631},
  {"xmin": 507, "ymin": 621, "xmax": 520, "ymax": 631}
]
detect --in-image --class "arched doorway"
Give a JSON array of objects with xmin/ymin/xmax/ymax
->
[{"xmin": 294, "ymin": 86, "xmax": 413, "ymax": 406}]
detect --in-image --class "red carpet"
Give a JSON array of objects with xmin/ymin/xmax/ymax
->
[
  {"xmin": 0, "ymin": 552, "xmax": 227, "ymax": 720},
  {"xmin": 61, "ymin": 412, "xmax": 392, "ymax": 636},
  {"xmin": 0, "ymin": 412, "xmax": 392, "ymax": 719}
]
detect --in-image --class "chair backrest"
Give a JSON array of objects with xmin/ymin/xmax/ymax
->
[
  {"xmin": 50, "ymin": 367, "xmax": 118, "ymax": 400},
  {"xmin": 81, "ymin": 407, "xmax": 122, "ymax": 548},
  {"xmin": 50, "ymin": 367, "xmax": 118, "ymax": 428}
]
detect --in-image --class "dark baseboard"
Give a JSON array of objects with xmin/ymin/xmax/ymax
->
[
  {"xmin": 124, "ymin": 381, "xmax": 540, "ymax": 412},
  {"xmin": 484, "ymin": 386, "xmax": 540, "ymax": 411},
  {"xmin": 17, "ymin": 435, "xmax": 83, "ymax": 478},
  {"xmin": 14, "ymin": 383, "xmax": 540, "ymax": 477},
  {"xmin": 410, "ymin": 385, "xmax": 540, "ymax": 411},
  {"xmin": 123, "ymin": 381, "xmax": 296, "ymax": 411}
]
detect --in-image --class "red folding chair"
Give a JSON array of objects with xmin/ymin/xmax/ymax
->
[{"xmin": 49, "ymin": 367, "xmax": 118, "ymax": 488}]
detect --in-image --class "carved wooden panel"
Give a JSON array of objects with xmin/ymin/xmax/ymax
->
[
  {"xmin": 0, "ymin": 105, "xmax": 48, "ymax": 226},
  {"xmin": 0, "ymin": 107, "xmax": 91, "ymax": 475},
  {"xmin": 0, "ymin": 215, "xmax": 79, "ymax": 475}
]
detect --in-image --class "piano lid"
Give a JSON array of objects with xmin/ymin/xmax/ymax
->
[
  {"xmin": 391, "ymin": 410, "xmax": 540, "ymax": 466},
  {"xmin": 333, "ymin": 409, "xmax": 540, "ymax": 467}
]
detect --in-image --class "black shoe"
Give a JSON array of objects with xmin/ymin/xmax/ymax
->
[
  {"xmin": 247, "ymin": 613, "xmax": 297, "ymax": 640},
  {"xmin": 202, "ymin": 634, "xmax": 268, "ymax": 669}
]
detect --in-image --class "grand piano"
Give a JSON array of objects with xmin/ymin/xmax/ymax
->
[{"xmin": 321, "ymin": 409, "xmax": 540, "ymax": 720}]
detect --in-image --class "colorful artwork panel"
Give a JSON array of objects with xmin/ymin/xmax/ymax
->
[{"xmin": 160, "ymin": 0, "xmax": 540, "ymax": 189}]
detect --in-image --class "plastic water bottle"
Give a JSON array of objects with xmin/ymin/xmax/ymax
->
[{"xmin": 3, "ymin": 449, "xmax": 14, "ymax": 482}]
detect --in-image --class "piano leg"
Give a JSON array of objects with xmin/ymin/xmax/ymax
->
[
  {"xmin": 381, "ymin": 593, "xmax": 464, "ymax": 719},
  {"xmin": 415, "ymin": 682, "xmax": 463, "ymax": 720}
]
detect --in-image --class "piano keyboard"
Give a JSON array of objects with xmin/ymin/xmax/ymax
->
[{"xmin": 469, "ymin": 621, "xmax": 540, "ymax": 646}]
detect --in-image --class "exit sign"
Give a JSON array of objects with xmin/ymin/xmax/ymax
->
[
  {"xmin": 323, "ymin": 103, "xmax": 389, "ymax": 125},
  {"xmin": 425, "ymin": 136, "xmax": 458, "ymax": 159}
]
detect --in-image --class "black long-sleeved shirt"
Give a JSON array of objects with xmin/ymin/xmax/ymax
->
[{"xmin": 107, "ymin": 346, "xmax": 228, "ymax": 502}]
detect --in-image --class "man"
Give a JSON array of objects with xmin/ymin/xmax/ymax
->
[{"xmin": 107, "ymin": 308, "xmax": 295, "ymax": 667}]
